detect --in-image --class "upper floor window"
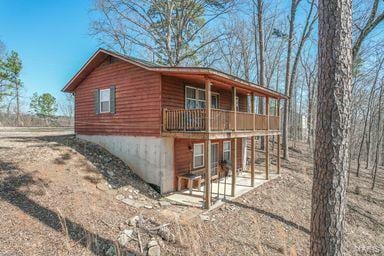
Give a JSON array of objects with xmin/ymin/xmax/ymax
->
[
  {"xmin": 100, "ymin": 88, "xmax": 110, "ymax": 113},
  {"xmin": 186, "ymin": 86, "xmax": 205, "ymax": 109},
  {"xmin": 185, "ymin": 85, "xmax": 219, "ymax": 109}
]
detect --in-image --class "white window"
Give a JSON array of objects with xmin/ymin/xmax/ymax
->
[
  {"xmin": 193, "ymin": 143, "xmax": 204, "ymax": 168},
  {"xmin": 100, "ymin": 88, "xmax": 110, "ymax": 113},
  {"xmin": 223, "ymin": 141, "xmax": 231, "ymax": 162},
  {"xmin": 212, "ymin": 94, "xmax": 219, "ymax": 109},
  {"xmin": 185, "ymin": 86, "xmax": 219, "ymax": 109},
  {"xmin": 186, "ymin": 86, "xmax": 205, "ymax": 109}
]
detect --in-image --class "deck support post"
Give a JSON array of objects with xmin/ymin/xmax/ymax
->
[
  {"xmin": 251, "ymin": 136, "xmax": 255, "ymax": 187},
  {"xmin": 205, "ymin": 80, "xmax": 212, "ymax": 132},
  {"xmin": 204, "ymin": 139, "xmax": 212, "ymax": 209},
  {"xmin": 252, "ymin": 93, "xmax": 255, "ymax": 131},
  {"xmin": 265, "ymin": 97, "xmax": 270, "ymax": 179},
  {"xmin": 232, "ymin": 87, "xmax": 237, "ymax": 131},
  {"xmin": 277, "ymin": 134, "xmax": 281, "ymax": 174},
  {"xmin": 204, "ymin": 79, "xmax": 212, "ymax": 209},
  {"xmin": 277, "ymin": 99, "xmax": 281, "ymax": 175},
  {"xmin": 231, "ymin": 138, "xmax": 237, "ymax": 197},
  {"xmin": 265, "ymin": 135, "xmax": 269, "ymax": 180}
]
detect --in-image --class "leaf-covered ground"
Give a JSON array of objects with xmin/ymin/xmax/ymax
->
[{"xmin": 0, "ymin": 128, "xmax": 383, "ymax": 255}]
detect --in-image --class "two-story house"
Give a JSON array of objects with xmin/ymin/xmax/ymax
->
[{"xmin": 62, "ymin": 48, "xmax": 287, "ymax": 209}]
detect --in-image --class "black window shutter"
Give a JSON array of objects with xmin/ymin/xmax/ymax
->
[
  {"xmin": 110, "ymin": 86, "xmax": 116, "ymax": 113},
  {"xmin": 95, "ymin": 88, "xmax": 100, "ymax": 114}
]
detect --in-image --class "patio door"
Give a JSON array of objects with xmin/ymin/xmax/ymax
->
[{"xmin": 211, "ymin": 143, "xmax": 219, "ymax": 176}]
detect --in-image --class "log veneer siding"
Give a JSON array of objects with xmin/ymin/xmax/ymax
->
[{"xmin": 74, "ymin": 59, "xmax": 162, "ymax": 136}]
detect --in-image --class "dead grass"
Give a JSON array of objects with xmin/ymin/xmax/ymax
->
[{"xmin": 0, "ymin": 129, "xmax": 383, "ymax": 255}]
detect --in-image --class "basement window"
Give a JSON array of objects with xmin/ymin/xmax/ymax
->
[
  {"xmin": 223, "ymin": 141, "xmax": 231, "ymax": 162},
  {"xmin": 193, "ymin": 143, "xmax": 204, "ymax": 168},
  {"xmin": 100, "ymin": 88, "xmax": 110, "ymax": 113}
]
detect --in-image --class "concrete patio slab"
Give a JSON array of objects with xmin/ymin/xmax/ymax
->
[{"xmin": 165, "ymin": 170, "xmax": 280, "ymax": 209}]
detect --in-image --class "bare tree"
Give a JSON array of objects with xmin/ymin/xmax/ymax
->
[
  {"xmin": 352, "ymin": 0, "xmax": 384, "ymax": 61},
  {"xmin": 371, "ymin": 81, "xmax": 383, "ymax": 189},
  {"xmin": 282, "ymin": 0, "xmax": 317, "ymax": 159},
  {"xmin": 91, "ymin": 0, "xmax": 235, "ymax": 66},
  {"xmin": 60, "ymin": 93, "xmax": 75, "ymax": 126},
  {"xmin": 356, "ymin": 57, "xmax": 384, "ymax": 176},
  {"xmin": 310, "ymin": 0, "xmax": 352, "ymax": 255}
]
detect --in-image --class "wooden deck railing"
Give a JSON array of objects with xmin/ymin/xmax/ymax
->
[
  {"xmin": 211, "ymin": 109, "xmax": 234, "ymax": 131},
  {"xmin": 163, "ymin": 108, "xmax": 280, "ymax": 132},
  {"xmin": 254, "ymin": 114, "xmax": 268, "ymax": 130},
  {"xmin": 163, "ymin": 109, "xmax": 205, "ymax": 131},
  {"xmin": 237, "ymin": 112, "xmax": 254, "ymax": 130},
  {"xmin": 269, "ymin": 116, "xmax": 280, "ymax": 130}
]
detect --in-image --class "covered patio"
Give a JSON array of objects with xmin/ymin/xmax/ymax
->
[{"xmin": 166, "ymin": 151, "xmax": 281, "ymax": 209}]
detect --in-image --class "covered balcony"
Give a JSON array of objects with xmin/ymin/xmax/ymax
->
[{"xmin": 163, "ymin": 108, "xmax": 280, "ymax": 132}]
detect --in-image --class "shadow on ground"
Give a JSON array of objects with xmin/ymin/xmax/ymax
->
[
  {"xmin": 228, "ymin": 200, "xmax": 310, "ymax": 235},
  {"xmin": 0, "ymin": 168, "xmax": 137, "ymax": 255},
  {"xmin": 7, "ymin": 135, "xmax": 159, "ymax": 199}
]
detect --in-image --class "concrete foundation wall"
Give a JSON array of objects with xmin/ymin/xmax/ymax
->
[{"xmin": 77, "ymin": 135, "xmax": 174, "ymax": 194}]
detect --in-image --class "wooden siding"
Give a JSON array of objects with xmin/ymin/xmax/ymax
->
[
  {"xmin": 74, "ymin": 58, "xmax": 162, "ymax": 136},
  {"xmin": 174, "ymin": 138, "xmax": 243, "ymax": 190},
  {"xmin": 161, "ymin": 75, "xmax": 248, "ymax": 112}
]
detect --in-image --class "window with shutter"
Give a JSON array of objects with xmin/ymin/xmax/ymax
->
[{"xmin": 99, "ymin": 89, "xmax": 110, "ymax": 113}]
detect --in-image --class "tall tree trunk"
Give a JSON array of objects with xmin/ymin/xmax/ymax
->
[
  {"xmin": 256, "ymin": 0, "xmax": 266, "ymax": 149},
  {"xmin": 310, "ymin": 0, "xmax": 352, "ymax": 255},
  {"xmin": 257, "ymin": 0, "xmax": 266, "ymax": 88},
  {"xmin": 372, "ymin": 83, "xmax": 383, "ymax": 189},
  {"xmin": 356, "ymin": 58, "xmax": 383, "ymax": 176},
  {"xmin": 366, "ymin": 114, "xmax": 374, "ymax": 169},
  {"xmin": 282, "ymin": 0, "xmax": 300, "ymax": 160}
]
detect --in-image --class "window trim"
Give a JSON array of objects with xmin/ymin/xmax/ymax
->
[
  {"xmin": 99, "ymin": 88, "xmax": 111, "ymax": 113},
  {"xmin": 193, "ymin": 143, "xmax": 205, "ymax": 169},
  {"xmin": 223, "ymin": 140, "xmax": 231, "ymax": 162},
  {"xmin": 211, "ymin": 93, "xmax": 220, "ymax": 109},
  {"xmin": 185, "ymin": 85, "xmax": 220, "ymax": 109}
]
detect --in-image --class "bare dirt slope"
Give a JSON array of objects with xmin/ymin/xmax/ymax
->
[{"xmin": 0, "ymin": 128, "xmax": 383, "ymax": 255}]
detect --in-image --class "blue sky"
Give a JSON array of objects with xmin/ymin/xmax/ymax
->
[{"xmin": 0, "ymin": 0, "xmax": 99, "ymax": 112}]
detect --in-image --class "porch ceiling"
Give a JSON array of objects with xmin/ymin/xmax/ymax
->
[{"xmin": 160, "ymin": 72, "xmax": 271, "ymax": 97}]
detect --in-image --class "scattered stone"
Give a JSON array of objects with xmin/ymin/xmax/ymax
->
[
  {"xmin": 117, "ymin": 233, "xmax": 131, "ymax": 247},
  {"xmin": 116, "ymin": 194, "xmax": 125, "ymax": 200},
  {"xmin": 106, "ymin": 246, "xmax": 116, "ymax": 256},
  {"xmin": 123, "ymin": 229, "xmax": 134, "ymax": 237},
  {"xmin": 121, "ymin": 198, "xmax": 144, "ymax": 208},
  {"xmin": 128, "ymin": 195, "xmax": 133, "ymax": 199},
  {"xmin": 147, "ymin": 238, "xmax": 160, "ymax": 256},
  {"xmin": 107, "ymin": 170, "xmax": 115, "ymax": 177},
  {"xmin": 128, "ymin": 215, "xmax": 140, "ymax": 226},
  {"xmin": 144, "ymin": 205, "xmax": 153, "ymax": 209},
  {"xmin": 158, "ymin": 226, "xmax": 176, "ymax": 243},
  {"xmin": 159, "ymin": 201, "xmax": 171, "ymax": 207},
  {"xmin": 199, "ymin": 214, "xmax": 210, "ymax": 221},
  {"xmin": 96, "ymin": 182, "xmax": 109, "ymax": 191}
]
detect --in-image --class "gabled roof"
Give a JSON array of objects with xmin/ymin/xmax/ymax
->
[{"xmin": 62, "ymin": 48, "xmax": 288, "ymax": 99}]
